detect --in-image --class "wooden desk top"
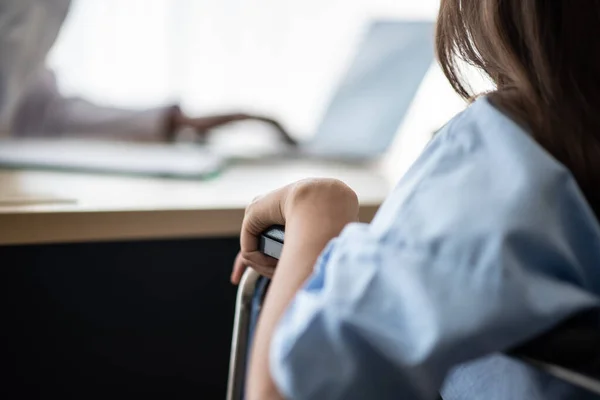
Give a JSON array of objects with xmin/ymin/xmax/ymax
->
[{"xmin": 0, "ymin": 161, "xmax": 392, "ymax": 245}]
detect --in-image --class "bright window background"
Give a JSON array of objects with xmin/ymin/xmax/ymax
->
[{"xmin": 47, "ymin": 0, "xmax": 488, "ymax": 177}]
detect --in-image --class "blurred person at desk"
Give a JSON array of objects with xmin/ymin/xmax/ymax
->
[{"xmin": 0, "ymin": 0, "xmax": 294, "ymax": 143}]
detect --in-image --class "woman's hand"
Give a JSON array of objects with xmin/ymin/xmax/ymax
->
[
  {"xmin": 231, "ymin": 178, "xmax": 360, "ymax": 284},
  {"xmin": 239, "ymin": 179, "xmax": 358, "ymax": 399}
]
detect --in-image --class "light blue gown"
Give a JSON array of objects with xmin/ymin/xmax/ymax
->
[{"xmin": 270, "ymin": 98, "xmax": 600, "ymax": 399}]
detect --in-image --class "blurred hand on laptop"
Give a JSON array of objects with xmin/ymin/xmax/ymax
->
[{"xmin": 169, "ymin": 108, "xmax": 297, "ymax": 145}]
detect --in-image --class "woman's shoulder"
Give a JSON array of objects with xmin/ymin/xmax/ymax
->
[
  {"xmin": 435, "ymin": 96, "xmax": 569, "ymax": 183},
  {"xmin": 370, "ymin": 97, "xmax": 600, "ymax": 262}
]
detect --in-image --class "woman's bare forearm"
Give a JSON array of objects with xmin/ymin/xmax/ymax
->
[{"xmin": 246, "ymin": 209, "xmax": 355, "ymax": 400}]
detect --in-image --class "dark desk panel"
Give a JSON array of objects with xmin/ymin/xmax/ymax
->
[{"xmin": 0, "ymin": 237, "xmax": 239, "ymax": 399}]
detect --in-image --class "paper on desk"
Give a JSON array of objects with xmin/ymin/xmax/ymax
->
[
  {"xmin": 0, "ymin": 195, "xmax": 77, "ymax": 207},
  {"xmin": 0, "ymin": 139, "xmax": 224, "ymax": 180}
]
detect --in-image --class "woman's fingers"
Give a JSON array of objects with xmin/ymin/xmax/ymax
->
[
  {"xmin": 244, "ymin": 250, "xmax": 279, "ymax": 273},
  {"xmin": 231, "ymin": 250, "xmax": 279, "ymax": 285},
  {"xmin": 233, "ymin": 182, "xmax": 295, "ymax": 285},
  {"xmin": 231, "ymin": 252, "xmax": 247, "ymax": 285},
  {"xmin": 240, "ymin": 187, "xmax": 288, "ymax": 254}
]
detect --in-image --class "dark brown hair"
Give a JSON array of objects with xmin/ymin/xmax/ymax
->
[{"xmin": 436, "ymin": 0, "xmax": 600, "ymax": 217}]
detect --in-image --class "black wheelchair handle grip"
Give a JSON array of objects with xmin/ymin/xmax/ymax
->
[{"xmin": 259, "ymin": 225, "xmax": 285, "ymax": 260}]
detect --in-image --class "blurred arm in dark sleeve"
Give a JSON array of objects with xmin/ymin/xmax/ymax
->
[{"xmin": 11, "ymin": 69, "xmax": 297, "ymax": 144}]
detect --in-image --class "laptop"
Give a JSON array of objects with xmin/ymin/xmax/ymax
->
[{"xmin": 219, "ymin": 20, "xmax": 435, "ymax": 161}]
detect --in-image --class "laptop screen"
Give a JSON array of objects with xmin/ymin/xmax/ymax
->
[{"xmin": 307, "ymin": 20, "xmax": 435, "ymax": 158}]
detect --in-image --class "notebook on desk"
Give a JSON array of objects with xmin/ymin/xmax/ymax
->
[{"xmin": 0, "ymin": 139, "xmax": 224, "ymax": 179}]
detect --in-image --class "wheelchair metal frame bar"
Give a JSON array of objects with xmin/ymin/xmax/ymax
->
[
  {"xmin": 520, "ymin": 357, "xmax": 600, "ymax": 395},
  {"xmin": 227, "ymin": 269, "xmax": 261, "ymax": 400}
]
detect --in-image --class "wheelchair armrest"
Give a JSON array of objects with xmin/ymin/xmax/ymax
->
[{"xmin": 256, "ymin": 225, "xmax": 600, "ymax": 395}]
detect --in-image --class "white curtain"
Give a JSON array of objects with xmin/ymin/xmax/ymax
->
[{"xmin": 47, "ymin": 0, "xmax": 452, "ymax": 137}]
